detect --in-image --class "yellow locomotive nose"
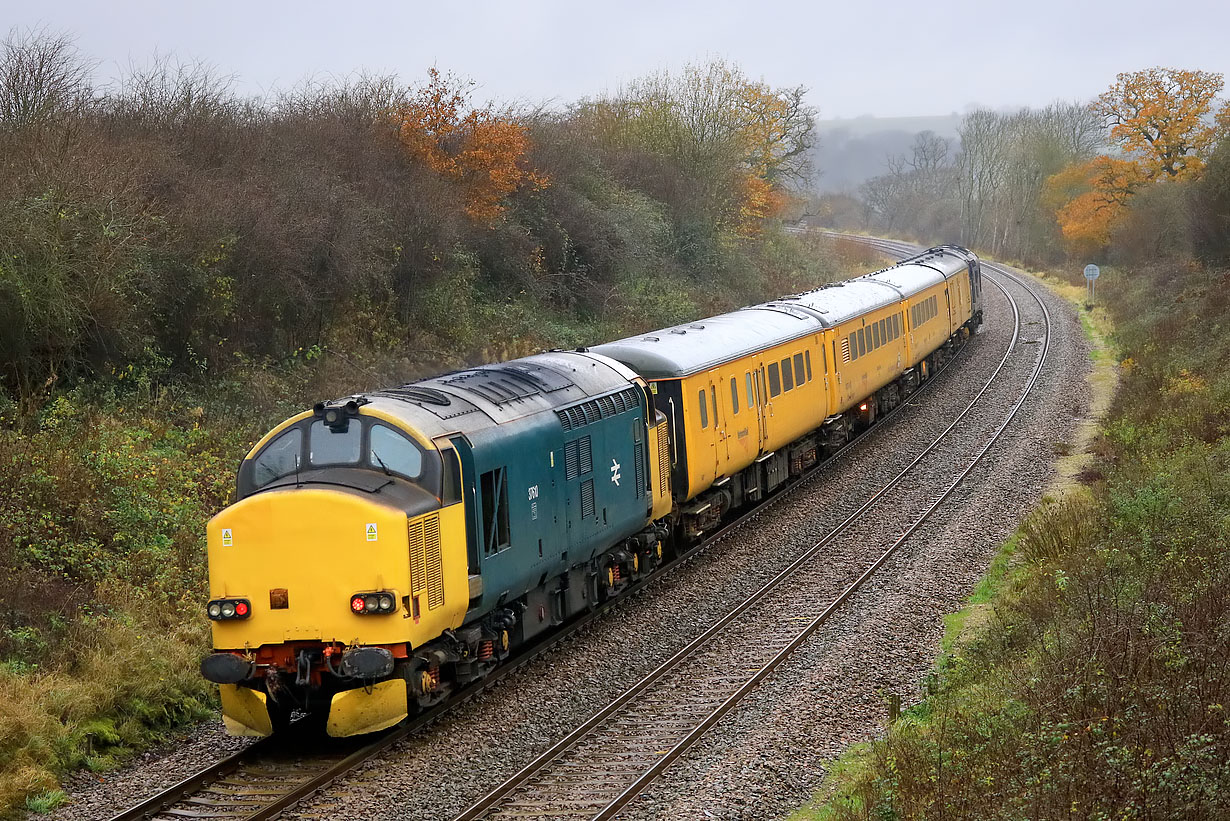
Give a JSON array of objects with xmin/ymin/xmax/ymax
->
[{"xmin": 206, "ymin": 487, "xmax": 415, "ymax": 649}]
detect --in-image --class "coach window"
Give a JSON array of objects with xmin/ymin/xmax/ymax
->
[
  {"xmin": 857, "ymin": 328, "xmax": 866, "ymax": 357},
  {"xmin": 768, "ymin": 362, "xmax": 782, "ymax": 397},
  {"xmin": 698, "ymin": 389, "xmax": 708, "ymax": 429},
  {"xmin": 880, "ymin": 319, "xmax": 887, "ymax": 343},
  {"xmin": 746, "ymin": 372, "xmax": 754, "ymax": 409},
  {"xmin": 794, "ymin": 353, "xmax": 806, "ymax": 384},
  {"xmin": 846, "ymin": 333, "xmax": 856, "ymax": 360},
  {"xmin": 309, "ymin": 420, "xmax": 361, "ymax": 466},
  {"xmin": 873, "ymin": 322, "xmax": 882, "ymax": 349},
  {"xmin": 781, "ymin": 357, "xmax": 794, "ymax": 391},
  {"xmin": 730, "ymin": 377, "xmax": 739, "ymax": 414},
  {"xmin": 252, "ymin": 428, "xmax": 302, "ymax": 487},
  {"xmin": 804, "ymin": 351, "xmax": 812, "ymax": 381}
]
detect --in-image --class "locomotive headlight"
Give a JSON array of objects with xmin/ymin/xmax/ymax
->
[
  {"xmin": 350, "ymin": 591, "xmax": 397, "ymax": 615},
  {"xmin": 220, "ymin": 602, "xmax": 236, "ymax": 618},
  {"xmin": 208, "ymin": 602, "xmax": 222, "ymax": 619}
]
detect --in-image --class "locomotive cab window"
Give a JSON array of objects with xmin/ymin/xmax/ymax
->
[
  {"xmin": 310, "ymin": 420, "xmax": 361, "ymax": 466},
  {"xmin": 253, "ymin": 428, "xmax": 302, "ymax": 488},
  {"xmin": 369, "ymin": 424, "xmax": 424, "ymax": 479}
]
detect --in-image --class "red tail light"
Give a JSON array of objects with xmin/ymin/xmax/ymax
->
[
  {"xmin": 350, "ymin": 591, "xmax": 397, "ymax": 615},
  {"xmin": 206, "ymin": 598, "xmax": 251, "ymax": 620}
]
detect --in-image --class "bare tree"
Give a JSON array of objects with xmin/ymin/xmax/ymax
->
[{"xmin": 0, "ymin": 27, "xmax": 94, "ymax": 130}]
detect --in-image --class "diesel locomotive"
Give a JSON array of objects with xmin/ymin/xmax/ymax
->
[{"xmin": 201, "ymin": 245, "xmax": 983, "ymax": 737}]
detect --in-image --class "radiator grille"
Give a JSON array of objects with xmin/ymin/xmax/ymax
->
[
  {"xmin": 424, "ymin": 514, "xmax": 444, "ymax": 609},
  {"xmin": 634, "ymin": 442, "xmax": 645, "ymax": 497},
  {"xmin": 408, "ymin": 517, "xmax": 427, "ymax": 596},
  {"xmin": 657, "ymin": 422, "xmax": 670, "ymax": 495}
]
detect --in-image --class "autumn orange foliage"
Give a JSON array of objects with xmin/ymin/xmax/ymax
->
[
  {"xmin": 1047, "ymin": 156, "xmax": 1147, "ymax": 257},
  {"xmin": 393, "ymin": 69, "xmax": 546, "ymax": 222}
]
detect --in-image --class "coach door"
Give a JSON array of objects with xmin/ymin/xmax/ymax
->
[
  {"xmin": 706, "ymin": 369, "xmax": 727, "ymax": 470},
  {"xmin": 755, "ymin": 367, "xmax": 768, "ymax": 450}
]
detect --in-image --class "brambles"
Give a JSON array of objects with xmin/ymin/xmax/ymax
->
[{"xmin": 0, "ymin": 33, "xmax": 833, "ymax": 816}]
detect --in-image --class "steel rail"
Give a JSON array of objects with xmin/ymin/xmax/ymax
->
[
  {"xmin": 453, "ymin": 260, "xmax": 1045, "ymax": 820},
  {"xmin": 107, "ymin": 240, "xmax": 975, "ymax": 821},
  {"xmin": 591, "ymin": 260, "xmax": 1052, "ymax": 820}
]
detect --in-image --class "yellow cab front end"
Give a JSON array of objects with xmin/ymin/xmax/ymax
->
[{"xmin": 201, "ymin": 399, "xmax": 468, "ymax": 737}]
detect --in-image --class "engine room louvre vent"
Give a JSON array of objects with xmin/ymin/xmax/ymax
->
[
  {"xmin": 578, "ymin": 436, "xmax": 592, "ymax": 474},
  {"xmin": 580, "ymin": 479, "xmax": 595, "ymax": 520},
  {"xmin": 425, "ymin": 514, "xmax": 444, "ymax": 610},
  {"xmin": 564, "ymin": 435, "xmax": 593, "ymax": 481},
  {"xmin": 565, "ymin": 440, "xmax": 578, "ymax": 480},
  {"xmin": 556, "ymin": 388, "xmax": 641, "ymax": 431}
]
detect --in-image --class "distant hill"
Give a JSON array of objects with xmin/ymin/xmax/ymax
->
[{"xmin": 812, "ymin": 114, "xmax": 962, "ymax": 194}]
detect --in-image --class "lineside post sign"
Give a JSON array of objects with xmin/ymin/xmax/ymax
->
[{"xmin": 1084, "ymin": 263, "xmax": 1100, "ymax": 302}]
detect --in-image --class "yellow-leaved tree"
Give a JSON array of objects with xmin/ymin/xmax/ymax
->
[{"xmin": 1094, "ymin": 67, "xmax": 1224, "ymax": 180}]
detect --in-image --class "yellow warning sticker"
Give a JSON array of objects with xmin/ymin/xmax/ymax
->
[
  {"xmin": 365, "ymin": 523, "xmax": 378, "ymax": 542},
  {"xmin": 221, "ymin": 528, "xmax": 233, "ymax": 547}
]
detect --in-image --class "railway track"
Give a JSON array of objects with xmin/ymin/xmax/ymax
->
[
  {"xmin": 448, "ymin": 253, "xmax": 1051, "ymax": 820},
  {"xmin": 107, "ymin": 239, "xmax": 1039, "ymax": 821}
]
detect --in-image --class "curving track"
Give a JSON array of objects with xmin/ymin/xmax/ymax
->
[
  {"xmin": 449, "ymin": 242, "xmax": 1051, "ymax": 820},
  {"xmin": 103, "ymin": 237, "xmax": 1050, "ymax": 821}
]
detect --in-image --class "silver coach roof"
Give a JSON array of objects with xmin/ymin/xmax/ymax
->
[{"xmin": 592, "ymin": 247, "xmax": 971, "ymax": 379}]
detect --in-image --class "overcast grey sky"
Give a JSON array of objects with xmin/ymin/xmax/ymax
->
[{"xmin": 6, "ymin": 0, "xmax": 1230, "ymax": 118}]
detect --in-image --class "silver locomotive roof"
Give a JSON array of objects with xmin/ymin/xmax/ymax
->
[
  {"xmin": 357, "ymin": 350, "xmax": 642, "ymax": 441},
  {"xmin": 592, "ymin": 246, "xmax": 973, "ymax": 379}
]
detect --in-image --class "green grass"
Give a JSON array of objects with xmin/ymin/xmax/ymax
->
[{"xmin": 24, "ymin": 791, "xmax": 66, "ymax": 814}]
